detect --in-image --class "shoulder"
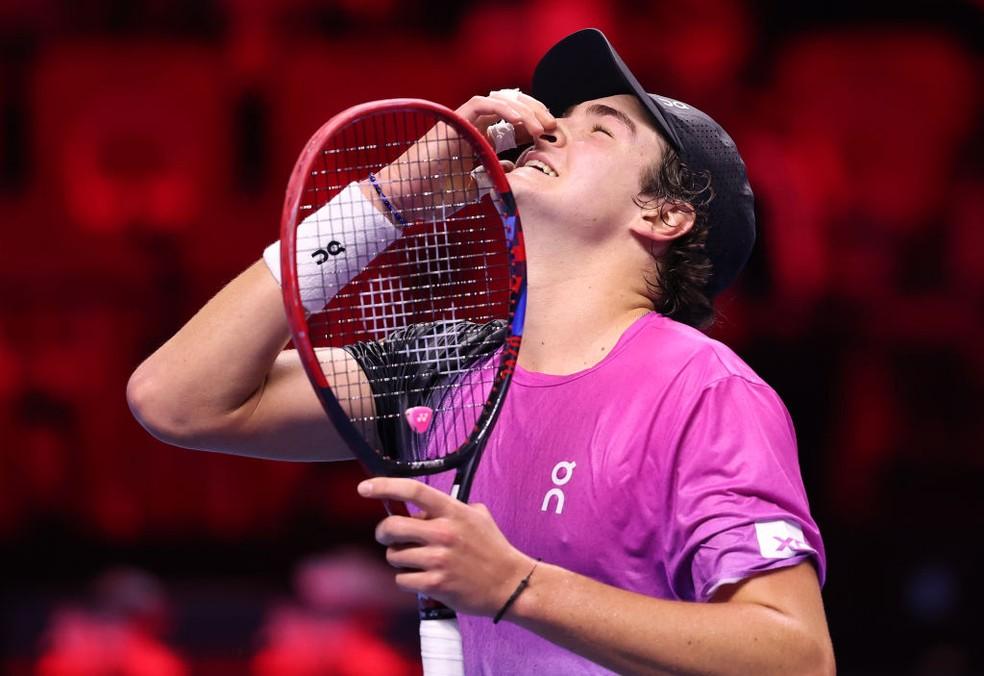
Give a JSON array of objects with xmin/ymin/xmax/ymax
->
[
  {"xmin": 612, "ymin": 315, "xmax": 791, "ymax": 437},
  {"xmin": 627, "ymin": 313, "xmax": 766, "ymax": 388}
]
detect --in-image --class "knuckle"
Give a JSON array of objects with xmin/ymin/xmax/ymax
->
[
  {"xmin": 429, "ymin": 548, "xmax": 449, "ymax": 568},
  {"xmin": 432, "ymin": 521, "xmax": 457, "ymax": 547},
  {"xmin": 425, "ymin": 571, "xmax": 446, "ymax": 591}
]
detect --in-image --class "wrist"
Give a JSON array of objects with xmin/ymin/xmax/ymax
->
[
  {"xmin": 263, "ymin": 180, "xmax": 402, "ymax": 313},
  {"xmin": 500, "ymin": 559, "xmax": 572, "ymax": 629},
  {"xmin": 492, "ymin": 554, "xmax": 542, "ymax": 624}
]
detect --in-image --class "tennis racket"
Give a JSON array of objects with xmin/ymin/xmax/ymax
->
[{"xmin": 280, "ymin": 99, "xmax": 526, "ymax": 676}]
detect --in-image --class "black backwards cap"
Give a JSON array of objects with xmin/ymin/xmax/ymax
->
[{"xmin": 531, "ymin": 28, "xmax": 756, "ymax": 298}]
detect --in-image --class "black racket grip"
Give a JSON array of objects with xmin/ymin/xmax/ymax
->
[{"xmin": 418, "ymin": 595, "xmax": 456, "ymax": 620}]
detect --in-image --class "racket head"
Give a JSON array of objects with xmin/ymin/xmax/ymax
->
[{"xmin": 281, "ymin": 99, "xmax": 526, "ymax": 478}]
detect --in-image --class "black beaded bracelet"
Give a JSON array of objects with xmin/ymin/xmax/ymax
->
[
  {"xmin": 367, "ymin": 172, "xmax": 409, "ymax": 228},
  {"xmin": 493, "ymin": 558, "xmax": 541, "ymax": 624}
]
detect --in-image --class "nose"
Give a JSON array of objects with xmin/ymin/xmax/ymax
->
[{"xmin": 536, "ymin": 118, "xmax": 567, "ymax": 147}]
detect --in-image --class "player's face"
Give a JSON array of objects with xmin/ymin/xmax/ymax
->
[{"xmin": 508, "ymin": 94, "xmax": 666, "ymax": 245}]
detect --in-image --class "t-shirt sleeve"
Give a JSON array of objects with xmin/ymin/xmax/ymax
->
[{"xmin": 667, "ymin": 375, "xmax": 826, "ymax": 602}]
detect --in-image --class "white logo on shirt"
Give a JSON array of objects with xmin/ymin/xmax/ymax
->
[
  {"xmin": 541, "ymin": 461, "xmax": 576, "ymax": 515},
  {"xmin": 754, "ymin": 520, "xmax": 814, "ymax": 559}
]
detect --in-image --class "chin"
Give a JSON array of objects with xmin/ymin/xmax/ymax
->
[
  {"xmin": 505, "ymin": 170, "xmax": 531, "ymax": 192},
  {"xmin": 508, "ymin": 170, "xmax": 554, "ymax": 199}
]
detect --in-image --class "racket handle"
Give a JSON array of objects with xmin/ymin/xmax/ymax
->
[{"xmin": 420, "ymin": 617, "xmax": 464, "ymax": 675}]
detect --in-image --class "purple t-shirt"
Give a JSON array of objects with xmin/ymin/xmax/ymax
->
[{"xmin": 425, "ymin": 312, "xmax": 825, "ymax": 675}]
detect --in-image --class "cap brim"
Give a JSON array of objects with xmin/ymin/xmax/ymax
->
[{"xmin": 531, "ymin": 28, "xmax": 684, "ymax": 152}]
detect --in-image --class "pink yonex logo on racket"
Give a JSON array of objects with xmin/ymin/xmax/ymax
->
[{"xmin": 404, "ymin": 406, "xmax": 434, "ymax": 434}]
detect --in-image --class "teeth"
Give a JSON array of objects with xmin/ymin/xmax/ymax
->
[{"xmin": 524, "ymin": 159, "xmax": 558, "ymax": 177}]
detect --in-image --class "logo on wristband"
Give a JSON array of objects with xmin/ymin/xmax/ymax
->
[{"xmin": 311, "ymin": 241, "xmax": 346, "ymax": 264}]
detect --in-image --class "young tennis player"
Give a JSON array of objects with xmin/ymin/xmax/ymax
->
[{"xmin": 129, "ymin": 28, "xmax": 834, "ymax": 674}]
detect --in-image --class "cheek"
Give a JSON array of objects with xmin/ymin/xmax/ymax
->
[{"xmin": 583, "ymin": 160, "xmax": 645, "ymax": 204}]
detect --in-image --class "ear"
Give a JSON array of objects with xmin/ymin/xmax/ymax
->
[{"xmin": 629, "ymin": 200, "xmax": 696, "ymax": 245}]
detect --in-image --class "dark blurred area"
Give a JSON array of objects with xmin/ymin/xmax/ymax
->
[{"xmin": 0, "ymin": 0, "xmax": 981, "ymax": 673}]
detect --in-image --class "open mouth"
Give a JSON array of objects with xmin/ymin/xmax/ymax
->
[{"xmin": 521, "ymin": 158, "xmax": 559, "ymax": 177}]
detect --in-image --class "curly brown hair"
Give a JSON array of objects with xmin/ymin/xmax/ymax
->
[{"xmin": 634, "ymin": 145, "xmax": 716, "ymax": 329}]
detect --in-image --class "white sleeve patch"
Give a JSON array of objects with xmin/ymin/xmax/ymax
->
[{"xmin": 754, "ymin": 520, "xmax": 815, "ymax": 559}]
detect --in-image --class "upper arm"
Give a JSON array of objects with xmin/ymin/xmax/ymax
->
[
  {"xmin": 671, "ymin": 377, "xmax": 827, "ymax": 601},
  {"xmin": 203, "ymin": 347, "xmax": 375, "ymax": 462},
  {"xmin": 711, "ymin": 562, "xmax": 834, "ymax": 670}
]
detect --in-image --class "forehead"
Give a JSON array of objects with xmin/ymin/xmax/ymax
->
[
  {"xmin": 568, "ymin": 95, "xmax": 652, "ymax": 126},
  {"xmin": 568, "ymin": 94, "xmax": 666, "ymax": 153}
]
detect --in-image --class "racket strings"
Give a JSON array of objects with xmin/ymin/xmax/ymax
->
[
  {"xmin": 338, "ymin": 368, "xmax": 498, "ymax": 424},
  {"xmin": 303, "ymin": 186, "xmax": 480, "ymax": 217},
  {"xmin": 298, "ymin": 109, "xmax": 508, "ymax": 465},
  {"xmin": 416, "ymin": 120, "xmax": 495, "ymax": 462}
]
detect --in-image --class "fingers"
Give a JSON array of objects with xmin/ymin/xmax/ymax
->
[
  {"xmin": 490, "ymin": 89, "xmax": 556, "ymax": 135},
  {"xmin": 358, "ymin": 477, "xmax": 456, "ymax": 516},
  {"xmin": 377, "ymin": 517, "xmax": 455, "ymax": 592},
  {"xmin": 385, "ymin": 542, "xmax": 447, "ymax": 571},
  {"xmin": 394, "ymin": 569, "xmax": 445, "ymax": 595},
  {"xmin": 487, "ymin": 89, "xmax": 556, "ymax": 139},
  {"xmin": 458, "ymin": 90, "xmax": 556, "ymax": 143},
  {"xmin": 374, "ymin": 514, "xmax": 437, "ymax": 546},
  {"xmin": 365, "ymin": 486, "xmax": 526, "ymax": 615}
]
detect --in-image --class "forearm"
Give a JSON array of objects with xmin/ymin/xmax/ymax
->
[
  {"xmin": 371, "ymin": 124, "xmax": 478, "ymax": 223},
  {"xmin": 508, "ymin": 562, "xmax": 832, "ymax": 676},
  {"xmin": 128, "ymin": 260, "xmax": 289, "ymax": 442}
]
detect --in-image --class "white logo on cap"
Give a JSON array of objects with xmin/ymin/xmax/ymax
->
[
  {"xmin": 754, "ymin": 520, "xmax": 814, "ymax": 559},
  {"xmin": 656, "ymin": 96, "xmax": 689, "ymax": 110}
]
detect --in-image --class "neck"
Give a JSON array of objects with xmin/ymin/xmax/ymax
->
[{"xmin": 516, "ymin": 254, "xmax": 653, "ymax": 375}]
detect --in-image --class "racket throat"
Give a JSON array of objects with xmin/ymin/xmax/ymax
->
[{"xmin": 418, "ymin": 594, "xmax": 458, "ymax": 621}]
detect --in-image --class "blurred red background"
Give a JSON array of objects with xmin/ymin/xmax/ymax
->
[{"xmin": 1, "ymin": 0, "xmax": 982, "ymax": 673}]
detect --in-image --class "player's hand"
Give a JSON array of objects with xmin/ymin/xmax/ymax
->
[
  {"xmin": 358, "ymin": 477, "xmax": 536, "ymax": 617},
  {"xmin": 456, "ymin": 89, "xmax": 558, "ymax": 147}
]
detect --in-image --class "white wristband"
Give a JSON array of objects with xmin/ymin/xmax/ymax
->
[{"xmin": 264, "ymin": 181, "xmax": 402, "ymax": 313}]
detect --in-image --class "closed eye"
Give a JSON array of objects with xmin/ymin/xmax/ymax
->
[{"xmin": 592, "ymin": 124, "xmax": 614, "ymax": 138}]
